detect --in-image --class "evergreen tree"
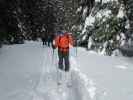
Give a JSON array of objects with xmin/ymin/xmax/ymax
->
[{"xmin": 119, "ymin": 0, "xmax": 133, "ymax": 39}]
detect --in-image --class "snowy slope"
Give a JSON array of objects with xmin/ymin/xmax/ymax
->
[
  {"xmin": 75, "ymin": 48, "xmax": 133, "ymax": 100},
  {"xmin": 0, "ymin": 41, "xmax": 133, "ymax": 100},
  {"xmin": 0, "ymin": 42, "xmax": 43, "ymax": 100}
]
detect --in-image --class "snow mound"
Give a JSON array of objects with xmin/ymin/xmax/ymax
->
[{"xmin": 115, "ymin": 65, "xmax": 128, "ymax": 70}]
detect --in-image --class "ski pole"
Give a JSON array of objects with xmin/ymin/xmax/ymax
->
[
  {"xmin": 55, "ymin": 50, "xmax": 59, "ymax": 85},
  {"xmin": 52, "ymin": 48, "xmax": 54, "ymax": 65},
  {"xmin": 52, "ymin": 48, "xmax": 59, "ymax": 85},
  {"xmin": 76, "ymin": 39, "xmax": 78, "ymax": 57},
  {"xmin": 76, "ymin": 46, "xmax": 77, "ymax": 57}
]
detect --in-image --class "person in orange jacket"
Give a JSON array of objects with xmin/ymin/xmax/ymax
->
[{"xmin": 53, "ymin": 31, "xmax": 74, "ymax": 72}]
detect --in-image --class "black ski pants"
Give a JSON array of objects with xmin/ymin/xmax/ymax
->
[{"xmin": 58, "ymin": 50, "xmax": 70, "ymax": 72}]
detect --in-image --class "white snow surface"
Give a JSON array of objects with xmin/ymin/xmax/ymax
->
[
  {"xmin": 100, "ymin": 0, "xmax": 118, "ymax": 4},
  {"xmin": 117, "ymin": 5, "xmax": 124, "ymax": 18},
  {"xmin": 0, "ymin": 41, "xmax": 133, "ymax": 100},
  {"xmin": 82, "ymin": 7, "xmax": 88, "ymax": 20}
]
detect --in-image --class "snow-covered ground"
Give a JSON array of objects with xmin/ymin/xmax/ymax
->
[{"xmin": 0, "ymin": 41, "xmax": 133, "ymax": 100}]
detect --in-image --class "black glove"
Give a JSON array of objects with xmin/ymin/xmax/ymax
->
[{"xmin": 52, "ymin": 44, "xmax": 56, "ymax": 49}]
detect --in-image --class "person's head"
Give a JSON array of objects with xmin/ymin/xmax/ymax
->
[
  {"xmin": 64, "ymin": 32, "xmax": 72, "ymax": 36},
  {"xmin": 57, "ymin": 31, "xmax": 64, "ymax": 36}
]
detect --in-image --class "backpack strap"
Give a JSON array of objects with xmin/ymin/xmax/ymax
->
[{"xmin": 59, "ymin": 36, "xmax": 61, "ymax": 44}]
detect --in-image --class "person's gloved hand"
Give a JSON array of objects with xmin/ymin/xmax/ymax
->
[{"xmin": 52, "ymin": 44, "xmax": 56, "ymax": 49}]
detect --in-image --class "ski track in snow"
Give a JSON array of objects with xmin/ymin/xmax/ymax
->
[
  {"xmin": 115, "ymin": 65, "xmax": 128, "ymax": 70},
  {"xmin": 0, "ymin": 42, "xmax": 113, "ymax": 100},
  {"xmin": 1, "ymin": 42, "xmax": 133, "ymax": 100},
  {"xmin": 30, "ymin": 46, "xmax": 96, "ymax": 100}
]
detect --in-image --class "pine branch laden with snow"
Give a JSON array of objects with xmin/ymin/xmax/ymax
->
[
  {"xmin": 77, "ymin": 0, "xmax": 133, "ymax": 56},
  {"xmin": 0, "ymin": 0, "xmax": 80, "ymax": 43}
]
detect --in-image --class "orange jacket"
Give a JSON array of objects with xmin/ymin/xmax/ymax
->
[{"xmin": 54, "ymin": 33, "xmax": 73, "ymax": 52}]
